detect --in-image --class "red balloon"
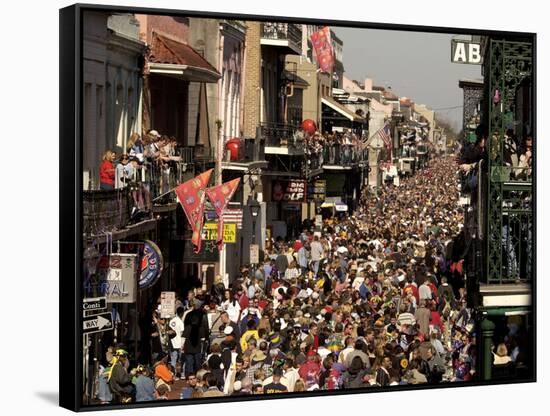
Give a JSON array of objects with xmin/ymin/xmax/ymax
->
[
  {"xmin": 302, "ymin": 119, "xmax": 317, "ymax": 135},
  {"xmin": 225, "ymin": 138, "xmax": 241, "ymax": 161}
]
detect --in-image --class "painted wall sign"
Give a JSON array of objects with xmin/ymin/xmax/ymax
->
[{"xmin": 272, "ymin": 179, "xmax": 307, "ymax": 202}]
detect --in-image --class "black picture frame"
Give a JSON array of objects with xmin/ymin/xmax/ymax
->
[{"xmin": 60, "ymin": 3, "xmax": 536, "ymax": 412}]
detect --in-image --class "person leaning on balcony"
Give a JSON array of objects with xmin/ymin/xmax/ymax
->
[
  {"xmin": 99, "ymin": 150, "xmax": 116, "ymax": 190},
  {"xmin": 128, "ymin": 132, "xmax": 145, "ymax": 163},
  {"xmin": 115, "ymin": 154, "xmax": 131, "ymax": 189}
]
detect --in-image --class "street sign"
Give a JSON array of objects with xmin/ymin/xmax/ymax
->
[
  {"xmin": 83, "ymin": 297, "xmax": 106, "ymax": 312},
  {"xmin": 83, "ymin": 312, "xmax": 114, "ymax": 335},
  {"xmin": 250, "ymin": 244, "xmax": 259, "ymax": 264},
  {"xmin": 160, "ymin": 291, "xmax": 176, "ymax": 319}
]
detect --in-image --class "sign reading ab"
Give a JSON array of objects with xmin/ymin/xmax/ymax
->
[{"xmin": 451, "ymin": 39, "xmax": 482, "ymax": 65}]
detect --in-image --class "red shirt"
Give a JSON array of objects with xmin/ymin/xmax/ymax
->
[
  {"xmin": 430, "ymin": 310, "xmax": 444, "ymax": 332},
  {"xmin": 99, "ymin": 160, "xmax": 115, "ymax": 185},
  {"xmin": 293, "ymin": 240, "xmax": 303, "ymax": 252},
  {"xmin": 238, "ymin": 293, "xmax": 249, "ymax": 310}
]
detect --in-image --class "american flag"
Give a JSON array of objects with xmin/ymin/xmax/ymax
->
[{"xmin": 376, "ymin": 123, "xmax": 392, "ymax": 148}]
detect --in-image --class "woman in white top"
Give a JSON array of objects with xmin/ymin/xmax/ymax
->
[
  {"xmin": 284, "ymin": 261, "xmax": 300, "ymax": 280},
  {"xmin": 221, "ymin": 290, "xmax": 241, "ymax": 323}
]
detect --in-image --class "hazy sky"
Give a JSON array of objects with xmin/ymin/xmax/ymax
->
[{"xmin": 332, "ymin": 27, "xmax": 482, "ymax": 131}]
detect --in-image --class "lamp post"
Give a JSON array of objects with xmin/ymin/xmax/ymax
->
[
  {"xmin": 248, "ymin": 198, "xmax": 260, "ymax": 274},
  {"xmin": 82, "ymin": 244, "xmax": 101, "ymax": 405}
]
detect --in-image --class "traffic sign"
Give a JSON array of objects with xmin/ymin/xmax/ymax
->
[
  {"xmin": 83, "ymin": 312, "xmax": 114, "ymax": 335},
  {"xmin": 83, "ymin": 297, "xmax": 106, "ymax": 312}
]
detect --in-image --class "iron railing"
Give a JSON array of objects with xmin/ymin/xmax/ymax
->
[
  {"xmin": 259, "ymin": 122, "xmax": 302, "ymax": 149},
  {"xmin": 322, "ymin": 144, "xmax": 368, "ymax": 166},
  {"xmin": 261, "ymin": 23, "xmax": 302, "ymax": 53},
  {"xmin": 486, "ymin": 39, "xmax": 533, "ymax": 284}
]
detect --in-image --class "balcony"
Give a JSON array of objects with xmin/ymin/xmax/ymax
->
[
  {"xmin": 322, "ymin": 144, "xmax": 368, "ymax": 170},
  {"xmin": 260, "ymin": 23, "xmax": 302, "ymax": 55},
  {"xmin": 259, "ymin": 122, "xmax": 305, "ymax": 156},
  {"xmin": 83, "ymin": 188, "xmax": 157, "ymax": 243},
  {"xmin": 462, "ymin": 161, "xmax": 532, "ymax": 287}
]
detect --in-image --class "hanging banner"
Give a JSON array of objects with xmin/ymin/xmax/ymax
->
[
  {"xmin": 175, "ymin": 169, "xmax": 213, "ymax": 253},
  {"xmin": 139, "ymin": 240, "xmax": 164, "ymax": 290},
  {"xmin": 311, "ymin": 26, "xmax": 334, "ymax": 73},
  {"xmin": 101, "ymin": 254, "xmax": 138, "ymax": 304},
  {"xmin": 205, "ymin": 178, "xmax": 241, "ymax": 251}
]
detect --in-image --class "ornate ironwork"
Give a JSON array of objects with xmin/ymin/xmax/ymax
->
[
  {"xmin": 486, "ymin": 39, "xmax": 533, "ymax": 284},
  {"xmin": 462, "ymin": 85, "xmax": 483, "ymax": 135}
]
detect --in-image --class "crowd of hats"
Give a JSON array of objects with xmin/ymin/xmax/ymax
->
[{"xmin": 186, "ymin": 156, "xmax": 478, "ymax": 395}]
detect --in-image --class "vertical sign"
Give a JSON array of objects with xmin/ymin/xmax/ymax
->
[
  {"xmin": 160, "ymin": 291, "xmax": 176, "ymax": 319},
  {"xmin": 250, "ymin": 244, "xmax": 259, "ymax": 264}
]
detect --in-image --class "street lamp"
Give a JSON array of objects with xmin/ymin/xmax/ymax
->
[{"xmin": 249, "ymin": 198, "xmax": 261, "ymax": 245}]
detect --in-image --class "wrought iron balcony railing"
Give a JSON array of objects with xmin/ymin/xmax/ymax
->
[
  {"xmin": 260, "ymin": 22, "xmax": 302, "ymax": 54},
  {"xmin": 322, "ymin": 144, "xmax": 368, "ymax": 166},
  {"xmin": 259, "ymin": 122, "xmax": 303, "ymax": 150}
]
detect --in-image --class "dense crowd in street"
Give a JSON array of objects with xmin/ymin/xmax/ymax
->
[{"xmin": 95, "ymin": 155, "xmax": 508, "ymax": 404}]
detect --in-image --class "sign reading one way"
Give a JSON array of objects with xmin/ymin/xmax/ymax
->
[{"xmin": 83, "ymin": 312, "xmax": 114, "ymax": 335}]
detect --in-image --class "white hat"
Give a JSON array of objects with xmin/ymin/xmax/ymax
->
[
  {"xmin": 149, "ymin": 130, "xmax": 161, "ymax": 138},
  {"xmin": 224, "ymin": 326, "xmax": 234, "ymax": 335}
]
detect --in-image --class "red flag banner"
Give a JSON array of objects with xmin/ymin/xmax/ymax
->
[
  {"xmin": 205, "ymin": 178, "xmax": 241, "ymax": 251},
  {"xmin": 311, "ymin": 26, "xmax": 334, "ymax": 73},
  {"xmin": 175, "ymin": 169, "xmax": 213, "ymax": 253}
]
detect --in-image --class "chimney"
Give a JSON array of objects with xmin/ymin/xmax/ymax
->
[{"xmin": 364, "ymin": 78, "xmax": 373, "ymax": 92}]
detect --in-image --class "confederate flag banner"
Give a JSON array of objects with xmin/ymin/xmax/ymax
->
[
  {"xmin": 205, "ymin": 178, "xmax": 241, "ymax": 251},
  {"xmin": 310, "ymin": 26, "xmax": 334, "ymax": 73},
  {"xmin": 175, "ymin": 169, "xmax": 213, "ymax": 253}
]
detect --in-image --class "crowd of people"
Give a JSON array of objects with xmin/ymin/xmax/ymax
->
[
  {"xmin": 97, "ymin": 130, "xmax": 185, "ymax": 214},
  {"xmin": 95, "ymin": 155, "xmax": 494, "ymax": 404},
  {"xmin": 301, "ymin": 129, "xmax": 366, "ymax": 167}
]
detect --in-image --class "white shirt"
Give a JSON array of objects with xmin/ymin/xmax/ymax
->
[
  {"xmin": 222, "ymin": 300, "xmax": 241, "ymax": 323},
  {"xmin": 338, "ymin": 346, "xmax": 355, "ymax": 364},
  {"xmin": 283, "ymin": 368, "xmax": 300, "ymax": 392},
  {"xmin": 168, "ymin": 316, "xmax": 184, "ymax": 349},
  {"xmin": 419, "ymin": 283, "xmax": 432, "ymax": 300}
]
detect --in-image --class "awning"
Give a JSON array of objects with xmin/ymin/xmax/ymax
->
[
  {"xmin": 147, "ymin": 33, "xmax": 221, "ymax": 83},
  {"xmin": 322, "ymin": 97, "xmax": 365, "ymax": 123},
  {"xmin": 320, "ymin": 201, "xmax": 348, "ymax": 212}
]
